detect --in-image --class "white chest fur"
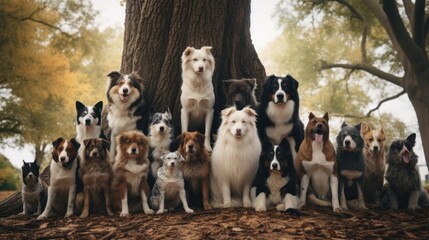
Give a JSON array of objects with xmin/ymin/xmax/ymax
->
[
  {"xmin": 265, "ymin": 101, "xmax": 295, "ymax": 145},
  {"xmin": 125, "ymin": 159, "xmax": 149, "ymax": 195},
  {"xmin": 107, "ymin": 106, "xmax": 140, "ymax": 134},
  {"xmin": 267, "ymin": 173, "xmax": 289, "ymax": 205},
  {"xmin": 50, "ymin": 160, "xmax": 76, "ymax": 189}
]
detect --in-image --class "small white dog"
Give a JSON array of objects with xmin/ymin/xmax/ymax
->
[
  {"xmin": 210, "ymin": 106, "xmax": 261, "ymax": 208},
  {"xmin": 180, "ymin": 46, "xmax": 215, "ymax": 152},
  {"xmin": 150, "ymin": 151, "xmax": 194, "ymax": 214}
]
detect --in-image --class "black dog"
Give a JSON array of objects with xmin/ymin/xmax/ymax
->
[
  {"xmin": 21, "ymin": 160, "xmax": 46, "ymax": 215},
  {"xmin": 336, "ymin": 122, "xmax": 367, "ymax": 210},
  {"xmin": 257, "ymin": 75, "xmax": 304, "ymax": 161},
  {"xmin": 222, "ymin": 78, "xmax": 259, "ymax": 110},
  {"xmin": 253, "ymin": 138, "xmax": 299, "ymax": 215}
]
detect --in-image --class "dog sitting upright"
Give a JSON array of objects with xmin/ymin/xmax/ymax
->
[
  {"xmin": 295, "ymin": 112, "xmax": 341, "ymax": 212},
  {"xmin": 385, "ymin": 133, "xmax": 429, "ymax": 210},
  {"xmin": 222, "ymin": 78, "xmax": 259, "ymax": 110},
  {"xmin": 21, "ymin": 160, "xmax": 45, "ymax": 215},
  {"xmin": 360, "ymin": 122, "xmax": 386, "ymax": 206},
  {"xmin": 78, "ymin": 138, "xmax": 113, "ymax": 218},
  {"xmin": 38, "ymin": 138, "xmax": 80, "ymax": 220},
  {"xmin": 336, "ymin": 122, "xmax": 367, "ymax": 210},
  {"xmin": 75, "ymin": 100, "xmax": 105, "ymax": 144},
  {"xmin": 150, "ymin": 151, "xmax": 194, "ymax": 214}
]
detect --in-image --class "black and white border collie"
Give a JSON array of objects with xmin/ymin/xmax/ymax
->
[
  {"xmin": 21, "ymin": 160, "xmax": 45, "ymax": 215},
  {"xmin": 75, "ymin": 100, "xmax": 104, "ymax": 145},
  {"xmin": 252, "ymin": 138, "xmax": 300, "ymax": 215},
  {"xmin": 105, "ymin": 71, "xmax": 149, "ymax": 161},
  {"xmin": 257, "ymin": 75, "xmax": 304, "ymax": 160}
]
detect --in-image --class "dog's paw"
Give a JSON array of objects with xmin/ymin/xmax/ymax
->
[
  {"xmin": 106, "ymin": 208, "xmax": 114, "ymax": 216},
  {"xmin": 120, "ymin": 211, "xmax": 130, "ymax": 218},
  {"xmin": 254, "ymin": 205, "xmax": 267, "ymax": 212},
  {"xmin": 276, "ymin": 204, "xmax": 285, "ymax": 211},
  {"xmin": 333, "ymin": 207, "xmax": 343, "ymax": 213},
  {"xmin": 204, "ymin": 141, "xmax": 212, "ymax": 153},
  {"xmin": 37, "ymin": 214, "xmax": 47, "ymax": 220},
  {"xmin": 144, "ymin": 208, "xmax": 154, "ymax": 214},
  {"xmin": 285, "ymin": 208, "xmax": 300, "ymax": 217},
  {"xmin": 203, "ymin": 202, "xmax": 213, "ymax": 210},
  {"xmin": 243, "ymin": 199, "xmax": 252, "ymax": 208},
  {"xmin": 156, "ymin": 209, "xmax": 164, "ymax": 215},
  {"xmin": 358, "ymin": 204, "xmax": 368, "ymax": 210},
  {"xmin": 64, "ymin": 212, "xmax": 73, "ymax": 219},
  {"xmin": 79, "ymin": 211, "xmax": 89, "ymax": 218},
  {"xmin": 223, "ymin": 202, "xmax": 233, "ymax": 208},
  {"xmin": 185, "ymin": 208, "xmax": 194, "ymax": 214}
]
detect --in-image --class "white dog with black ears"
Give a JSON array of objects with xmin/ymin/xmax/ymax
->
[
  {"xmin": 180, "ymin": 46, "xmax": 215, "ymax": 152},
  {"xmin": 210, "ymin": 106, "xmax": 261, "ymax": 208}
]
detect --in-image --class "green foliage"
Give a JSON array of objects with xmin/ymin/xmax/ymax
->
[{"xmin": 0, "ymin": 155, "xmax": 21, "ymax": 191}]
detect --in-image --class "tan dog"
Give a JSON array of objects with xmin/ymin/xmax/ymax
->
[
  {"xmin": 78, "ymin": 138, "xmax": 113, "ymax": 218},
  {"xmin": 177, "ymin": 131, "xmax": 212, "ymax": 210},
  {"xmin": 360, "ymin": 122, "xmax": 386, "ymax": 206},
  {"xmin": 295, "ymin": 113, "xmax": 341, "ymax": 212},
  {"xmin": 111, "ymin": 130, "xmax": 153, "ymax": 217}
]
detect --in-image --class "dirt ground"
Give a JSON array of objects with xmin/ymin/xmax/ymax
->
[{"xmin": 0, "ymin": 204, "xmax": 428, "ymax": 239}]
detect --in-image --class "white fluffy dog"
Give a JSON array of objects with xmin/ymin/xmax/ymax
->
[
  {"xmin": 210, "ymin": 106, "xmax": 261, "ymax": 208},
  {"xmin": 180, "ymin": 46, "xmax": 215, "ymax": 152}
]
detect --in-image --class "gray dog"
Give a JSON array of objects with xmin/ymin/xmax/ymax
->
[{"xmin": 150, "ymin": 151, "xmax": 194, "ymax": 214}]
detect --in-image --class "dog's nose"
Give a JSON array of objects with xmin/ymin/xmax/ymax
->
[
  {"xmin": 92, "ymin": 151, "xmax": 98, "ymax": 157},
  {"xmin": 60, "ymin": 156, "xmax": 66, "ymax": 162},
  {"xmin": 345, "ymin": 140, "xmax": 351, "ymax": 146},
  {"xmin": 85, "ymin": 119, "xmax": 91, "ymax": 125},
  {"xmin": 171, "ymin": 162, "xmax": 175, "ymax": 166},
  {"xmin": 122, "ymin": 88, "xmax": 129, "ymax": 94},
  {"xmin": 188, "ymin": 144, "xmax": 194, "ymax": 149},
  {"xmin": 131, "ymin": 148, "xmax": 137, "ymax": 154},
  {"xmin": 198, "ymin": 66, "xmax": 204, "ymax": 71},
  {"xmin": 236, "ymin": 128, "xmax": 242, "ymax": 133},
  {"xmin": 316, "ymin": 123, "xmax": 323, "ymax": 129},
  {"xmin": 272, "ymin": 163, "xmax": 278, "ymax": 169},
  {"xmin": 276, "ymin": 94, "xmax": 284, "ymax": 101},
  {"xmin": 160, "ymin": 126, "xmax": 164, "ymax": 132},
  {"xmin": 373, "ymin": 146, "xmax": 379, "ymax": 151}
]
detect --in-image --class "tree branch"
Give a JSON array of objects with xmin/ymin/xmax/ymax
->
[
  {"xmin": 382, "ymin": 0, "xmax": 425, "ymax": 65},
  {"xmin": 321, "ymin": 62, "xmax": 403, "ymax": 86},
  {"xmin": 0, "ymin": 117, "xmax": 21, "ymax": 134},
  {"xmin": 366, "ymin": 89, "xmax": 406, "ymax": 117},
  {"xmin": 402, "ymin": 0, "xmax": 414, "ymax": 24},
  {"xmin": 412, "ymin": 0, "xmax": 426, "ymax": 48}
]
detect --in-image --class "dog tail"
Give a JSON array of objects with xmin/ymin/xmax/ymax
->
[{"xmin": 308, "ymin": 193, "xmax": 332, "ymax": 207}]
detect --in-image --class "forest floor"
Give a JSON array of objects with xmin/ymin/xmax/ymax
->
[{"xmin": 0, "ymin": 203, "xmax": 428, "ymax": 239}]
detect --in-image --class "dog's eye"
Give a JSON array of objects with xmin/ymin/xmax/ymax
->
[
  {"xmin": 369, "ymin": 137, "xmax": 374, "ymax": 141},
  {"xmin": 231, "ymin": 120, "xmax": 236, "ymax": 124},
  {"xmin": 193, "ymin": 58, "xmax": 197, "ymax": 61},
  {"xmin": 242, "ymin": 120, "xmax": 246, "ymax": 124},
  {"xmin": 83, "ymin": 111, "xmax": 87, "ymax": 115},
  {"xmin": 377, "ymin": 138, "xmax": 382, "ymax": 142},
  {"xmin": 269, "ymin": 151, "xmax": 274, "ymax": 156},
  {"xmin": 203, "ymin": 58, "xmax": 206, "ymax": 61}
]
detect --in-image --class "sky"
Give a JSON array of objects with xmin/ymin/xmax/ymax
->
[{"xmin": 1, "ymin": 0, "xmax": 427, "ymax": 179}]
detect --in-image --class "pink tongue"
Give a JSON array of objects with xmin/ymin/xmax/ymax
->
[
  {"xmin": 315, "ymin": 134, "xmax": 323, "ymax": 142},
  {"xmin": 402, "ymin": 152, "xmax": 410, "ymax": 163}
]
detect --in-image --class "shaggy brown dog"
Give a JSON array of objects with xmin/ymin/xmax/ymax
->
[{"xmin": 177, "ymin": 131, "xmax": 212, "ymax": 210}]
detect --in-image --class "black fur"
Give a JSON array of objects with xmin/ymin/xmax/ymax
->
[
  {"xmin": 22, "ymin": 160, "xmax": 40, "ymax": 186},
  {"xmin": 222, "ymin": 78, "xmax": 259, "ymax": 110},
  {"xmin": 257, "ymin": 74, "xmax": 304, "ymax": 153},
  {"xmin": 336, "ymin": 122, "xmax": 365, "ymax": 201}
]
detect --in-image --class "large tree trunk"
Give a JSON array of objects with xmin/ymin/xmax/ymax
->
[{"xmin": 121, "ymin": 0, "xmax": 266, "ymax": 131}]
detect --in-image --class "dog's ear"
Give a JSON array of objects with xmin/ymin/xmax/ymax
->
[
  {"xmin": 360, "ymin": 122, "xmax": 371, "ymax": 135},
  {"xmin": 149, "ymin": 106, "xmax": 157, "ymax": 119},
  {"xmin": 107, "ymin": 71, "xmax": 121, "ymax": 81},
  {"xmin": 243, "ymin": 107, "xmax": 257, "ymax": 117},
  {"xmin": 380, "ymin": 125, "xmax": 384, "ymax": 135},
  {"xmin": 83, "ymin": 139, "xmax": 91, "ymax": 149},
  {"xmin": 406, "ymin": 133, "xmax": 416, "ymax": 147},
  {"xmin": 182, "ymin": 47, "xmax": 195, "ymax": 58},
  {"xmin": 308, "ymin": 112, "xmax": 315, "ymax": 120},
  {"xmin": 202, "ymin": 46, "xmax": 213, "ymax": 54},
  {"xmin": 286, "ymin": 74, "xmax": 299, "ymax": 91},
  {"xmin": 196, "ymin": 132, "xmax": 205, "ymax": 145},
  {"xmin": 176, "ymin": 151, "xmax": 185, "ymax": 162},
  {"xmin": 70, "ymin": 138, "xmax": 81, "ymax": 151},
  {"xmin": 52, "ymin": 137, "xmax": 64, "ymax": 149},
  {"xmin": 221, "ymin": 106, "xmax": 236, "ymax": 117},
  {"xmin": 94, "ymin": 101, "xmax": 103, "ymax": 112},
  {"xmin": 101, "ymin": 139, "xmax": 110, "ymax": 151},
  {"xmin": 222, "ymin": 80, "xmax": 233, "ymax": 93},
  {"xmin": 176, "ymin": 133, "xmax": 184, "ymax": 147},
  {"xmin": 165, "ymin": 107, "xmax": 172, "ymax": 119},
  {"xmin": 323, "ymin": 112, "xmax": 329, "ymax": 122},
  {"xmin": 341, "ymin": 121, "xmax": 348, "ymax": 128},
  {"xmin": 245, "ymin": 78, "xmax": 257, "ymax": 89},
  {"xmin": 22, "ymin": 160, "xmax": 27, "ymax": 166},
  {"xmin": 76, "ymin": 101, "xmax": 85, "ymax": 112},
  {"xmin": 51, "ymin": 138, "xmax": 62, "ymax": 163},
  {"xmin": 354, "ymin": 122, "xmax": 362, "ymax": 131},
  {"xmin": 129, "ymin": 72, "xmax": 144, "ymax": 86}
]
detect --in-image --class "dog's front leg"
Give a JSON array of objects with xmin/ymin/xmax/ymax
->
[
  {"xmin": 357, "ymin": 183, "xmax": 368, "ymax": 210},
  {"xmin": 38, "ymin": 186, "xmax": 53, "ymax": 220},
  {"xmin": 80, "ymin": 186, "xmax": 90, "ymax": 218},
  {"xmin": 389, "ymin": 189, "xmax": 398, "ymax": 210},
  {"xmin": 299, "ymin": 174, "xmax": 310, "ymax": 208},
  {"xmin": 110, "ymin": 134, "xmax": 116, "ymax": 163},
  {"xmin": 202, "ymin": 176, "xmax": 212, "ymax": 210},
  {"xmin": 179, "ymin": 189, "xmax": 194, "ymax": 213},
  {"xmin": 339, "ymin": 179, "xmax": 348, "ymax": 210},
  {"xmin": 119, "ymin": 182, "xmax": 129, "ymax": 217},
  {"xmin": 242, "ymin": 183, "xmax": 252, "ymax": 208},
  {"xmin": 21, "ymin": 193, "xmax": 27, "ymax": 215},
  {"xmin": 140, "ymin": 182, "xmax": 154, "ymax": 214},
  {"xmin": 65, "ymin": 184, "xmax": 76, "ymax": 218},
  {"xmin": 156, "ymin": 191, "xmax": 165, "ymax": 214},
  {"xmin": 330, "ymin": 174, "xmax": 342, "ymax": 212},
  {"xmin": 104, "ymin": 185, "xmax": 114, "ymax": 216},
  {"xmin": 407, "ymin": 190, "xmax": 420, "ymax": 210},
  {"xmin": 181, "ymin": 108, "xmax": 189, "ymax": 133},
  {"xmin": 221, "ymin": 182, "xmax": 232, "ymax": 208},
  {"xmin": 253, "ymin": 193, "xmax": 267, "ymax": 212},
  {"xmin": 36, "ymin": 194, "xmax": 42, "ymax": 215},
  {"xmin": 204, "ymin": 109, "xmax": 214, "ymax": 152}
]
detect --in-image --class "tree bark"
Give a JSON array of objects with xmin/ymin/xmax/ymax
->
[{"xmin": 120, "ymin": 0, "xmax": 266, "ymax": 131}]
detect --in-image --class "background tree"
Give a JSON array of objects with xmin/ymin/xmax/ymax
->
[
  {"xmin": 120, "ymin": 0, "xmax": 266, "ymax": 131},
  {"xmin": 272, "ymin": 0, "xmax": 429, "ymax": 165}
]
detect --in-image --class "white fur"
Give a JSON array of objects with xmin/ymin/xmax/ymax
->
[
  {"xmin": 76, "ymin": 105, "xmax": 101, "ymax": 144},
  {"xmin": 149, "ymin": 115, "xmax": 173, "ymax": 178},
  {"xmin": 210, "ymin": 107, "xmax": 261, "ymax": 208},
  {"xmin": 37, "ymin": 143, "xmax": 77, "ymax": 220},
  {"xmin": 273, "ymin": 79, "xmax": 287, "ymax": 103},
  {"xmin": 180, "ymin": 46, "xmax": 215, "ymax": 152},
  {"xmin": 343, "ymin": 135, "xmax": 356, "ymax": 149}
]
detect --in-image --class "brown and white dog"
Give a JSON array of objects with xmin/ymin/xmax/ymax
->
[
  {"xmin": 111, "ymin": 130, "xmax": 153, "ymax": 217},
  {"xmin": 177, "ymin": 131, "xmax": 212, "ymax": 210},
  {"xmin": 295, "ymin": 113, "xmax": 341, "ymax": 212},
  {"xmin": 38, "ymin": 138, "xmax": 80, "ymax": 220},
  {"xmin": 360, "ymin": 122, "xmax": 386, "ymax": 206},
  {"xmin": 78, "ymin": 138, "xmax": 113, "ymax": 218}
]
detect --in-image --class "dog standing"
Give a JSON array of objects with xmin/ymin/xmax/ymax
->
[
  {"xmin": 78, "ymin": 138, "xmax": 113, "ymax": 218},
  {"xmin": 150, "ymin": 151, "xmax": 194, "ymax": 214},
  {"xmin": 105, "ymin": 71, "xmax": 149, "ymax": 162},
  {"xmin": 180, "ymin": 46, "xmax": 215, "ymax": 152},
  {"xmin": 177, "ymin": 131, "xmax": 212, "ymax": 210},
  {"xmin": 295, "ymin": 112, "xmax": 341, "ymax": 212},
  {"xmin": 385, "ymin": 133, "xmax": 429, "ymax": 210},
  {"xmin": 360, "ymin": 122, "xmax": 386, "ymax": 205},
  {"xmin": 222, "ymin": 78, "xmax": 259, "ymax": 110},
  {"xmin": 111, "ymin": 130, "xmax": 153, "ymax": 217},
  {"xmin": 252, "ymin": 138, "xmax": 300, "ymax": 215},
  {"xmin": 336, "ymin": 122, "xmax": 367, "ymax": 210},
  {"xmin": 210, "ymin": 106, "xmax": 261, "ymax": 208},
  {"xmin": 21, "ymin": 160, "xmax": 45, "ymax": 215},
  {"xmin": 38, "ymin": 138, "xmax": 80, "ymax": 220},
  {"xmin": 257, "ymin": 75, "xmax": 304, "ymax": 161}
]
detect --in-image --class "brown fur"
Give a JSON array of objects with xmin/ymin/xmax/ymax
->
[
  {"xmin": 295, "ymin": 113, "xmax": 336, "ymax": 179},
  {"xmin": 360, "ymin": 122, "xmax": 386, "ymax": 205},
  {"xmin": 111, "ymin": 131, "xmax": 152, "ymax": 215},
  {"xmin": 177, "ymin": 131, "xmax": 212, "ymax": 210},
  {"xmin": 78, "ymin": 138, "xmax": 113, "ymax": 218}
]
